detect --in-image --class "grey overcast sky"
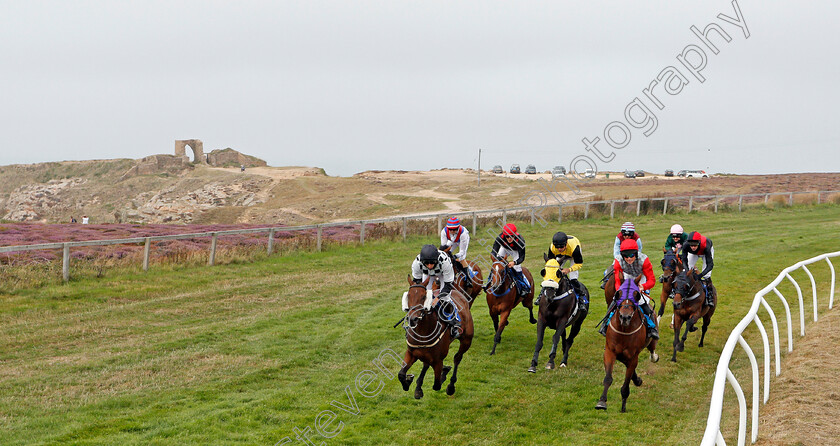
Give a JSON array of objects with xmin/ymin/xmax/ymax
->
[{"xmin": 1, "ymin": 1, "xmax": 838, "ymax": 176}]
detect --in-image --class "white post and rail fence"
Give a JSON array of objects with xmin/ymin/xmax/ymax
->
[
  {"xmin": 700, "ymin": 251, "xmax": 838, "ymax": 446},
  {"xmin": 0, "ymin": 190, "xmax": 837, "ymax": 282}
]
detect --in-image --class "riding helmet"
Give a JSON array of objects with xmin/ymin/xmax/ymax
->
[
  {"xmin": 446, "ymin": 217, "xmax": 460, "ymax": 230},
  {"xmin": 419, "ymin": 244, "xmax": 439, "ymax": 264},
  {"xmin": 619, "ymin": 238, "xmax": 639, "ymax": 252},
  {"xmin": 670, "ymin": 224, "xmax": 684, "ymax": 235},
  {"xmin": 502, "ymin": 223, "xmax": 518, "ymax": 237},
  {"xmin": 686, "ymin": 231, "xmax": 702, "ymax": 245},
  {"xmin": 620, "ymin": 221, "xmax": 635, "ymax": 235},
  {"xmin": 552, "ymin": 231, "xmax": 568, "ymax": 249}
]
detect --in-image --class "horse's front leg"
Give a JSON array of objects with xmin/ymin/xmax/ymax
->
[
  {"xmin": 671, "ymin": 314, "xmax": 683, "ymax": 362},
  {"xmin": 528, "ymin": 319, "xmax": 547, "ymax": 373},
  {"xmin": 414, "ymin": 363, "xmax": 430, "ymax": 399},
  {"xmin": 547, "ymin": 319, "xmax": 565, "ymax": 369},
  {"xmin": 398, "ymin": 351, "xmax": 417, "ymax": 391},
  {"xmin": 491, "ymin": 309, "xmax": 511, "ymax": 355},
  {"xmin": 596, "ymin": 349, "xmax": 615, "ymax": 410},
  {"xmin": 432, "ymin": 360, "xmax": 444, "ymax": 391},
  {"xmin": 621, "ymin": 356, "xmax": 640, "ymax": 413}
]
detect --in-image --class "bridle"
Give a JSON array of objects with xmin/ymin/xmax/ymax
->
[
  {"xmin": 610, "ymin": 294, "xmax": 644, "ymax": 336},
  {"xmin": 403, "ymin": 283, "xmax": 444, "ymax": 346},
  {"xmin": 672, "ymin": 272, "xmax": 702, "ymax": 309},
  {"xmin": 485, "ymin": 260, "xmax": 512, "ymax": 297}
]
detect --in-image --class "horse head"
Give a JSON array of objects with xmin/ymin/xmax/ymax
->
[
  {"xmin": 539, "ymin": 258, "xmax": 568, "ymax": 303},
  {"xmin": 616, "ymin": 277, "xmax": 641, "ymax": 327},
  {"xmin": 672, "ymin": 269, "xmax": 699, "ymax": 310},
  {"xmin": 485, "ymin": 257, "xmax": 509, "ymax": 295},
  {"xmin": 404, "ymin": 275, "xmax": 432, "ymax": 327}
]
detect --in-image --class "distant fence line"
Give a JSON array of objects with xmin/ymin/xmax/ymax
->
[{"xmin": 1, "ymin": 189, "xmax": 838, "ymax": 282}]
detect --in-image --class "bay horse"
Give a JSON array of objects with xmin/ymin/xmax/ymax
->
[
  {"xmin": 657, "ymin": 251, "xmax": 681, "ymax": 329},
  {"xmin": 484, "ymin": 257, "xmax": 536, "ymax": 355},
  {"xmin": 670, "ymin": 269, "xmax": 717, "ymax": 362},
  {"xmin": 528, "ymin": 259, "xmax": 588, "ymax": 372},
  {"xmin": 398, "ymin": 276, "xmax": 474, "ymax": 399},
  {"xmin": 433, "ymin": 252, "xmax": 483, "ymax": 308},
  {"xmin": 596, "ymin": 276, "xmax": 658, "ymax": 412}
]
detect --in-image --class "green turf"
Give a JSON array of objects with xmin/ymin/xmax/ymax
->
[{"xmin": 1, "ymin": 205, "xmax": 839, "ymax": 445}]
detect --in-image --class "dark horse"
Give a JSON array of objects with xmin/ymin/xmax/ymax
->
[
  {"xmin": 433, "ymin": 252, "xmax": 483, "ymax": 308},
  {"xmin": 398, "ymin": 276, "xmax": 474, "ymax": 399},
  {"xmin": 670, "ymin": 269, "xmax": 717, "ymax": 362},
  {"xmin": 658, "ymin": 251, "xmax": 681, "ymax": 330},
  {"xmin": 528, "ymin": 258, "xmax": 589, "ymax": 372},
  {"xmin": 596, "ymin": 276, "xmax": 658, "ymax": 412},
  {"xmin": 484, "ymin": 257, "xmax": 536, "ymax": 355}
]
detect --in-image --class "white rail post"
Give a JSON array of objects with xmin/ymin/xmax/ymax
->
[
  {"xmin": 531, "ymin": 209, "xmax": 535, "ymax": 226},
  {"xmin": 689, "ymin": 196, "xmax": 694, "ymax": 212},
  {"xmin": 402, "ymin": 217, "xmax": 407, "ymax": 241},
  {"xmin": 817, "ymin": 191, "xmax": 822, "ymax": 204},
  {"xmin": 62, "ymin": 243, "xmax": 70, "ymax": 282},
  {"xmin": 584, "ymin": 202, "xmax": 589, "ymax": 219},
  {"xmin": 714, "ymin": 196, "xmax": 719, "ymax": 213},
  {"xmin": 764, "ymin": 194, "xmax": 769, "ymax": 205},
  {"xmin": 502, "ymin": 209, "xmax": 507, "ymax": 226},
  {"xmin": 471, "ymin": 212, "xmax": 476, "ymax": 236},
  {"xmin": 636, "ymin": 199, "xmax": 641, "ymax": 216},
  {"xmin": 558, "ymin": 206, "xmax": 563, "ymax": 224},
  {"xmin": 610, "ymin": 201, "xmax": 615, "ymax": 219},
  {"xmin": 267, "ymin": 228, "xmax": 275, "ymax": 255},
  {"xmin": 317, "ymin": 225, "xmax": 323, "ymax": 251},
  {"xmin": 360, "ymin": 222, "xmax": 366, "ymax": 244},
  {"xmin": 437, "ymin": 216, "xmax": 442, "ymax": 235},
  {"xmin": 789, "ymin": 192, "xmax": 794, "ymax": 206},
  {"xmin": 209, "ymin": 233, "xmax": 218, "ymax": 266},
  {"xmin": 663, "ymin": 198, "xmax": 668, "ymax": 215},
  {"xmin": 142, "ymin": 237, "xmax": 151, "ymax": 271},
  {"xmin": 739, "ymin": 195, "xmax": 744, "ymax": 212}
]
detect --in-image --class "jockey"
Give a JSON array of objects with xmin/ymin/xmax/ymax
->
[
  {"xmin": 680, "ymin": 231, "xmax": 715, "ymax": 308},
  {"xmin": 601, "ymin": 221, "xmax": 643, "ymax": 289},
  {"xmin": 490, "ymin": 223, "xmax": 530, "ymax": 297},
  {"xmin": 411, "ymin": 244, "xmax": 461, "ymax": 338},
  {"xmin": 664, "ymin": 224, "xmax": 687, "ymax": 253},
  {"xmin": 439, "ymin": 217, "xmax": 476, "ymax": 290},
  {"xmin": 547, "ymin": 232, "xmax": 586, "ymax": 306},
  {"xmin": 599, "ymin": 239, "xmax": 658, "ymax": 339}
]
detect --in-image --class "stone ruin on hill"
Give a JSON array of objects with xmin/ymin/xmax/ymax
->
[{"xmin": 120, "ymin": 141, "xmax": 267, "ymax": 180}]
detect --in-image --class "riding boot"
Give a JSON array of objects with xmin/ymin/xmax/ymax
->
[
  {"xmin": 640, "ymin": 302, "xmax": 659, "ymax": 340},
  {"xmin": 439, "ymin": 299, "xmax": 461, "ymax": 339},
  {"xmin": 701, "ymin": 278, "xmax": 715, "ymax": 308}
]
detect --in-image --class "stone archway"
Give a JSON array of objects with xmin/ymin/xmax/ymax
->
[{"xmin": 175, "ymin": 139, "xmax": 206, "ymax": 164}]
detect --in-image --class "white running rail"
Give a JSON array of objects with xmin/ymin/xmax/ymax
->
[{"xmin": 701, "ymin": 251, "xmax": 839, "ymax": 446}]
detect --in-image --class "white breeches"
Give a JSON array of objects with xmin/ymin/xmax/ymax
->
[{"xmin": 687, "ymin": 247, "xmax": 714, "ymax": 279}]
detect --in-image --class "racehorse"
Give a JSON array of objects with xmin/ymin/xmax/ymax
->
[
  {"xmin": 658, "ymin": 251, "xmax": 681, "ymax": 329},
  {"xmin": 528, "ymin": 259, "xmax": 588, "ymax": 372},
  {"xmin": 670, "ymin": 269, "xmax": 716, "ymax": 362},
  {"xmin": 484, "ymin": 257, "xmax": 536, "ymax": 355},
  {"xmin": 596, "ymin": 276, "xmax": 658, "ymax": 412},
  {"xmin": 433, "ymin": 252, "xmax": 483, "ymax": 308},
  {"xmin": 398, "ymin": 276, "xmax": 474, "ymax": 399}
]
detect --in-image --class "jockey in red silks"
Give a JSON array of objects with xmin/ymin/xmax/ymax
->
[
  {"xmin": 601, "ymin": 221, "xmax": 643, "ymax": 289},
  {"xmin": 599, "ymin": 239, "xmax": 659, "ymax": 339},
  {"xmin": 490, "ymin": 223, "xmax": 530, "ymax": 297}
]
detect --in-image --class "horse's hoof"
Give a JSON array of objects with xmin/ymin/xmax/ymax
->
[
  {"xmin": 669, "ymin": 323, "xmax": 674, "ymax": 329},
  {"xmin": 677, "ymin": 343, "xmax": 684, "ymax": 352},
  {"xmin": 633, "ymin": 378, "xmax": 643, "ymax": 387},
  {"xmin": 546, "ymin": 362, "xmax": 555, "ymax": 370},
  {"xmin": 595, "ymin": 401, "xmax": 607, "ymax": 410},
  {"xmin": 559, "ymin": 363, "xmax": 567, "ymax": 368},
  {"xmin": 651, "ymin": 352, "xmax": 660, "ymax": 363},
  {"xmin": 620, "ymin": 407, "xmax": 627, "ymax": 413},
  {"xmin": 670, "ymin": 357, "xmax": 677, "ymax": 363},
  {"xmin": 530, "ymin": 318, "xmax": 537, "ymax": 325},
  {"xmin": 698, "ymin": 341, "xmax": 704, "ymax": 347},
  {"xmin": 433, "ymin": 382, "xmax": 442, "ymax": 392},
  {"xmin": 689, "ymin": 326, "xmax": 698, "ymax": 332},
  {"xmin": 414, "ymin": 389, "xmax": 423, "ymax": 399},
  {"xmin": 446, "ymin": 383, "xmax": 455, "ymax": 396},
  {"xmin": 441, "ymin": 366, "xmax": 452, "ymax": 382},
  {"xmin": 527, "ymin": 366, "xmax": 537, "ymax": 373},
  {"xmin": 401, "ymin": 374, "xmax": 414, "ymax": 391}
]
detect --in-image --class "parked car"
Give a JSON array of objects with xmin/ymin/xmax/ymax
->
[
  {"xmin": 624, "ymin": 170, "xmax": 636, "ymax": 178},
  {"xmin": 634, "ymin": 170, "xmax": 645, "ymax": 177},
  {"xmin": 552, "ymin": 165, "xmax": 566, "ymax": 175},
  {"xmin": 677, "ymin": 170, "xmax": 687, "ymax": 177},
  {"xmin": 685, "ymin": 170, "xmax": 709, "ymax": 178},
  {"xmin": 492, "ymin": 165, "xmax": 503, "ymax": 174},
  {"xmin": 510, "ymin": 164, "xmax": 520, "ymax": 174},
  {"xmin": 524, "ymin": 164, "xmax": 537, "ymax": 174},
  {"xmin": 583, "ymin": 168, "xmax": 596, "ymax": 179},
  {"xmin": 664, "ymin": 169, "xmax": 674, "ymax": 177}
]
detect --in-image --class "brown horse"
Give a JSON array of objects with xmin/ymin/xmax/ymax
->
[
  {"xmin": 433, "ymin": 252, "xmax": 483, "ymax": 308},
  {"xmin": 657, "ymin": 251, "xmax": 682, "ymax": 329},
  {"xmin": 484, "ymin": 257, "xmax": 536, "ymax": 355},
  {"xmin": 596, "ymin": 276, "xmax": 658, "ymax": 412},
  {"xmin": 670, "ymin": 269, "xmax": 716, "ymax": 362},
  {"xmin": 398, "ymin": 276, "xmax": 474, "ymax": 399}
]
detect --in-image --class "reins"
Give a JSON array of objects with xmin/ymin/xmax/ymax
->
[{"xmin": 608, "ymin": 304, "xmax": 644, "ymax": 336}]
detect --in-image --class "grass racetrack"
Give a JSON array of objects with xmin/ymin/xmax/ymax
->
[{"xmin": 1, "ymin": 205, "xmax": 839, "ymax": 445}]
